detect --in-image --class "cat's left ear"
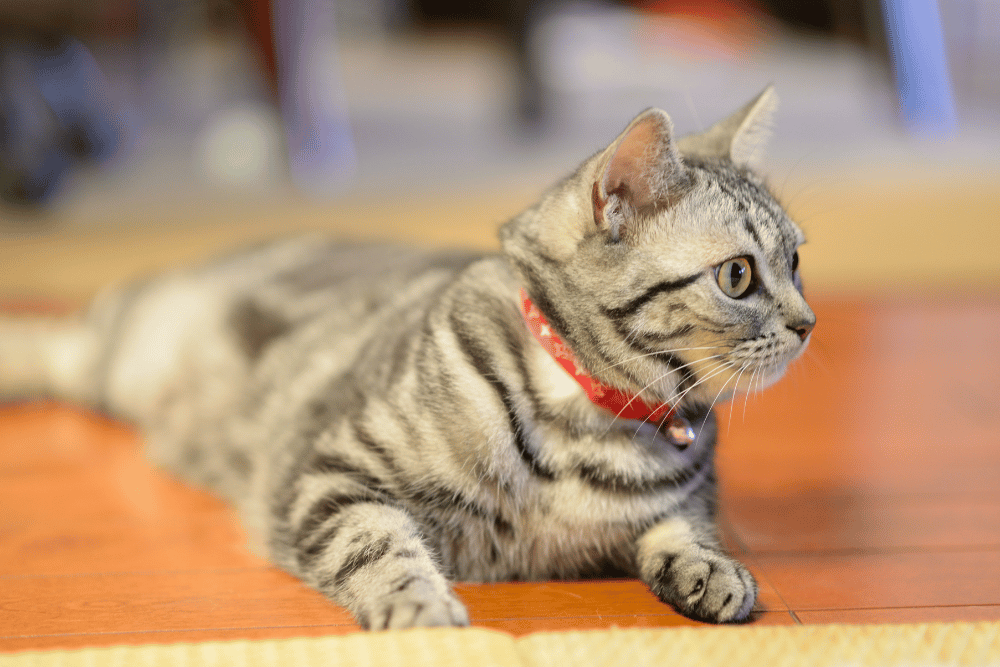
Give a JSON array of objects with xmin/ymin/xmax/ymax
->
[
  {"xmin": 594, "ymin": 108, "xmax": 686, "ymax": 241},
  {"xmin": 677, "ymin": 85, "xmax": 778, "ymax": 168}
]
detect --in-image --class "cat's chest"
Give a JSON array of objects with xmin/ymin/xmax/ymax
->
[{"xmin": 493, "ymin": 427, "xmax": 712, "ymax": 576}]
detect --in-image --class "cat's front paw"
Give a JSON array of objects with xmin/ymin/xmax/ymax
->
[
  {"xmin": 649, "ymin": 546, "xmax": 757, "ymax": 623},
  {"xmin": 368, "ymin": 578, "xmax": 470, "ymax": 631}
]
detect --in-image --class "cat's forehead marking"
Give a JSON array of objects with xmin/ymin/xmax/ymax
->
[{"xmin": 684, "ymin": 160, "xmax": 802, "ymax": 257}]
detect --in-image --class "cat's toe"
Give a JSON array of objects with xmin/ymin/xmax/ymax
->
[
  {"xmin": 650, "ymin": 548, "xmax": 757, "ymax": 623},
  {"xmin": 370, "ymin": 583, "xmax": 469, "ymax": 630}
]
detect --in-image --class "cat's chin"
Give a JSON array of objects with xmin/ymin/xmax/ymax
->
[
  {"xmin": 744, "ymin": 364, "xmax": 790, "ymax": 393},
  {"xmin": 754, "ymin": 368, "xmax": 787, "ymax": 391}
]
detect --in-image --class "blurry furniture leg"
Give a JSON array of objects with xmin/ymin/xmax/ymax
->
[
  {"xmin": 272, "ymin": 0, "xmax": 355, "ymax": 196},
  {"xmin": 880, "ymin": 0, "xmax": 956, "ymax": 135}
]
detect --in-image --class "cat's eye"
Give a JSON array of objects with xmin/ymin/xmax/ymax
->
[{"xmin": 716, "ymin": 257, "xmax": 754, "ymax": 299}]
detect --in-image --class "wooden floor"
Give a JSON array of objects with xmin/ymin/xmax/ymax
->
[{"xmin": 2, "ymin": 295, "xmax": 999, "ymax": 652}]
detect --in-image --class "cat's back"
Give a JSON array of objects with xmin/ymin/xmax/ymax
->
[
  {"xmin": 225, "ymin": 238, "xmax": 490, "ymax": 360},
  {"xmin": 94, "ymin": 238, "xmax": 486, "ymax": 423},
  {"xmin": 213, "ymin": 237, "xmax": 485, "ymax": 311}
]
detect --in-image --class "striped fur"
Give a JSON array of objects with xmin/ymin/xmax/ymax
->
[{"xmin": 0, "ymin": 87, "xmax": 814, "ymax": 627}]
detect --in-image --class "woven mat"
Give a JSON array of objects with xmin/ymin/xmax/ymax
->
[{"xmin": 3, "ymin": 623, "xmax": 999, "ymax": 667}]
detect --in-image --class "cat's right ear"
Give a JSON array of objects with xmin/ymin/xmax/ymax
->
[
  {"xmin": 594, "ymin": 108, "xmax": 686, "ymax": 241},
  {"xmin": 676, "ymin": 85, "xmax": 778, "ymax": 168}
]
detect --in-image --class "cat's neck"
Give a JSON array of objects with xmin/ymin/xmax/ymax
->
[{"xmin": 518, "ymin": 289, "xmax": 696, "ymax": 448}]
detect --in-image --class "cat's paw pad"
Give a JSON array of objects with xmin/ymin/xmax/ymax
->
[
  {"xmin": 650, "ymin": 547, "xmax": 757, "ymax": 623},
  {"xmin": 369, "ymin": 579, "xmax": 470, "ymax": 630}
]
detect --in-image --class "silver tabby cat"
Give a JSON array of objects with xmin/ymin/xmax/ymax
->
[{"xmin": 1, "ymin": 87, "xmax": 814, "ymax": 628}]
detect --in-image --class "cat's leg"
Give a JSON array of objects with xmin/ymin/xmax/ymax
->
[
  {"xmin": 636, "ymin": 513, "xmax": 757, "ymax": 623},
  {"xmin": 290, "ymin": 501, "xmax": 469, "ymax": 630}
]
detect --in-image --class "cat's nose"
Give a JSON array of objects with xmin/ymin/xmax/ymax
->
[{"xmin": 787, "ymin": 318, "xmax": 815, "ymax": 341}]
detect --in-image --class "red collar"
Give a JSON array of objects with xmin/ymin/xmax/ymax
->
[{"xmin": 519, "ymin": 289, "xmax": 674, "ymax": 424}]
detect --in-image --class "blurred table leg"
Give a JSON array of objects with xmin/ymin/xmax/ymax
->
[{"xmin": 880, "ymin": 0, "xmax": 957, "ymax": 135}]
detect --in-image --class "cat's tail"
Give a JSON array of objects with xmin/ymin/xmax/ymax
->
[{"xmin": 0, "ymin": 293, "xmax": 123, "ymax": 406}]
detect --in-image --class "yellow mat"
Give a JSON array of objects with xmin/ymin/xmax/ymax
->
[{"xmin": 3, "ymin": 623, "xmax": 999, "ymax": 667}]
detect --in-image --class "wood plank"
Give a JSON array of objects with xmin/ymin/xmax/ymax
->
[
  {"xmin": 753, "ymin": 550, "xmax": 1000, "ymax": 612},
  {"xmin": 795, "ymin": 605, "xmax": 1000, "ymax": 625},
  {"xmin": 724, "ymin": 492, "xmax": 1000, "ymax": 553},
  {"xmin": 0, "ymin": 514, "xmax": 263, "ymax": 577},
  {"xmin": 0, "ymin": 568, "xmax": 358, "ymax": 638}
]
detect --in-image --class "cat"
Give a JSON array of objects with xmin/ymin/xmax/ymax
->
[{"xmin": 0, "ymin": 86, "xmax": 814, "ymax": 629}]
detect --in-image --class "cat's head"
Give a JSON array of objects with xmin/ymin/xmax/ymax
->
[{"xmin": 501, "ymin": 86, "xmax": 815, "ymax": 414}]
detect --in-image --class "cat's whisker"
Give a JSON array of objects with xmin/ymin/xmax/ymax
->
[
  {"xmin": 602, "ymin": 355, "xmax": 727, "ymax": 436},
  {"xmin": 725, "ymin": 362, "xmax": 752, "ymax": 434},
  {"xmin": 707, "ymin": 364, "xmax": 740, "ymax": 435},
  {"xmin": 742, "ymin": 363, "xmax": 760, "ymax": 422},
  {"xmin": 630, "ymin": 358, "xmax": 735, "ymax": 443},
  {"xmin": 754, "ymin": 359, "xmax": 767, "ymax": 397},
  {"xmin": 662, "ymin": 358, "xmax": 737, "ymax": 413},
  {"xmin": 646, "ymin": 359, "xmax": 739, "ymax": 441},
  {"xmin": 595, "ymin": 345, "xmax": 726, "ymax": 375},
  {"xmin": 623, "ymin": 320, "xmax": 649, "ymax": 347}
]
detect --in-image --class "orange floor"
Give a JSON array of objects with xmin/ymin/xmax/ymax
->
[{"xmin": 2, "ymin": 296, "xmax": 999, "ymax": 653}]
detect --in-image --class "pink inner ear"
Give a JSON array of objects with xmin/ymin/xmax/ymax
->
[{"xmin": 602, "ymin": 115, "xmax": 665, "ymax": 211}]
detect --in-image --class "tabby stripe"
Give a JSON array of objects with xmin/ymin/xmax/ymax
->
[
  {"xmin": 619, "ymin": 337, "xmax": 696, "ymax": 392},
  {"xmin": 449, "ymin": 312, "xmax": 557, "ymax": 481},
  {"xmin": 295, "ymin": 490, "xmax": 386, "ymax": 548},
  {"xmin": 645, "ymin": 323, "xmax": 696, "ymax": 342},
  {"xmin": 576, "ymin": 454, "xmax": 709, "ymax": 494},
  {"xmin": 517, "ymin": 259, "xmax": 622, "ymax": 380},
  {"xmin": 614, "ymin": 320, "xmax": 695, "ymax": 346},
  {"xmin": 350, "ymin": 421, "xmax": 399, "ymax": 474},
  {"xmin": 514, "ymin": 260, "xmax": 573, "ymax": 343},
  {"xmin": 229, "ymin": 299, "xmax": 291, "ymax": 362},
  {"xmin": 689, "ymin": 311, "xmax": 729, "ymax": 335},
  {"xmin": 497, "ymin": 307, "xmax": 576, "ymax": 436},
  {"xmin": 273, "ymin": 436, "xmax": 328, "ymax": 524},
  {"xmin": 714, "ymin": 179, "xmax": 751, "ymax": 210},
  {"xmin": 227, "ymin": 449, "xmax": 253, "ymax": 480},
  {"xmin": 381, "ymin": 606, "xmax": 393, "ymax": 630},
  {"xmin": 659, "ymin": 554, "xmax": 677, "ymax": 577},
  {"xmin": 297, "ymin": 522, "xmax": 344, "ymax": 568},
  {"xmin": 273, "ymin": 379, "xmax": 366, "ymax": 524},
  {"xmin": 742, "ymin": 215, "xmax": 763, "ymax": 250},
  {"xmin": 390, "ymin": 574, "xmax": 420, "ymax": 593},
  {"xmin": 409, "ymin": 485, "xmax": 514, "ymax": 537},
  {"xmin": 385, "ymin": 328, "xmax": 415, "ymax": 389},
  {"xmin": 604, "ymin": 274, "xmax": 701, "ymax": 320},
  {"xmin": 307, "ymin": 453, "xmax": 385, "ymax": 489},
  {"xmin": 330, "ymin": 535, "xmax": 393, "ymax": 588}
]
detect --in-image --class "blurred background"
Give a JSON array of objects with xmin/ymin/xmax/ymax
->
[{"xmin": 0, "ymin": 0, "xmax": 998, "ymax": 302}]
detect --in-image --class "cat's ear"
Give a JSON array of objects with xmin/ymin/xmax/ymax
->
[
  {"xmin": 594, "ymin": 108, "xmax": 685, "ymax": 240},
  {"xmin": 677, "ymin": 85, "xmax": 778, "ymax": 168}
]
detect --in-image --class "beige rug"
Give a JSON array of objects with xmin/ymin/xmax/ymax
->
[{"xmin": 3, "ymin": 623, "xmax": 999, "ymax": 667}]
